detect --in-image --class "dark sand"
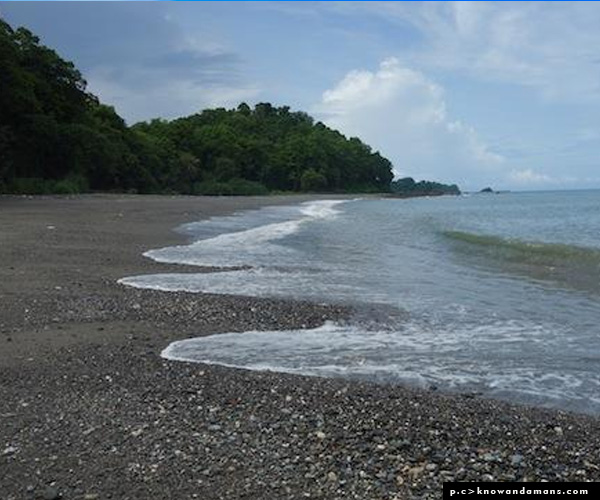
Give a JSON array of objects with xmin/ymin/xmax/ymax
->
[{"xmin": 1, "ymin": 194, "xmax": 599, "ymax": 500}]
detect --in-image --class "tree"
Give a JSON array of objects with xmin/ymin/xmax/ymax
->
[
  {"xmin": 1, "ymin": 19, "xmax": 408, "ymax": 195},
  {"xmin": 300, "ymin": 168, "xmax": 328, "ymax": 191}
]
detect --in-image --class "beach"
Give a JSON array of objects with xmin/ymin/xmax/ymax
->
[{"xmin": 1, "ymin": 194, "xmax": 600, "ymax": 500}]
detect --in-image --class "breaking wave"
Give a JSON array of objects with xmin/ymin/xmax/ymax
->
[{"xmin": 142, "ymin": 199, "xmax": 346, "ymax": 268}]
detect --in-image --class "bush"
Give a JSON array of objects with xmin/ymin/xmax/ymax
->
[
  {"xmin": 193, "ymin": 181, "xmax": 233, "ymax": 196},
  {"xmin": 7, "ymin": 175, "xmax": 90, "ymax": 195},
  {"xmin": 53, "ymin": 175, "xmax": 89, "ymax": 194},
  {"xmin": 8, "ymin": 177, "xmax": 51, "ymax": 194},
  {"xmin": 227, "ymin": 178, "xmax": 269, "ymax": 195},
  {"xmin": 300, "ymin": 168, "xmax": 328, "ymax": 192},
  {"xmin": 345, "ymin": 183, "xmax": 387, "ymax": 194}
]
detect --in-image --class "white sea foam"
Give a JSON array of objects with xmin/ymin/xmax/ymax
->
[
  {"xmin": 298, "ymin": 199, "xmax": 346, "ymax": 219},
  {"xmin": 120, "ymin": 193, "xmax": 600, "ymax": 415},
  {"xmin": 118, "ymin": 266, "xmax": 366, "ymax": 299},
  {"xmin": 144, "ymin": 219, "xmax": 302, "ymax": 266},
  {"xmin": 119, "ymin": 199, "xmax": 354, "ymax": 296},
  {"xmin": 143, "ymin": 199, "xmax": 347, "ymax": 268},
  {"xmin": 160, "ymin": 321, "xmax": 600, "ymax": 414}
]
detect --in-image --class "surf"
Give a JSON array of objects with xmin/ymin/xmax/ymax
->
[{"xmin": 443, "ymin": 230, "xmax": 600, "ymax": 294}]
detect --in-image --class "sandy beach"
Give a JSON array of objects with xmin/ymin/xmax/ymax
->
[{"xmin": 1, "ymin": 194, "xmax": 600, "ymax": 500}]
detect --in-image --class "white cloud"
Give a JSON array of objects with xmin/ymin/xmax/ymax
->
[
  {"xmin": 507, "ymin": 168, "xmax": 588, "ymax": 187},
  {"xmin": 509, "ymin": 168, "xmax": 554, "ymax": 185},
  {"xmin": 317, "ymin": 58, "xmax": 503, "ymax": 189},
  {"xmin": 87, "ymin": 67, "xmax": 259, "ymax": 124},
  {"xmin": 336, "ymin": 1, "xmax": 600, "ymax": 101}
]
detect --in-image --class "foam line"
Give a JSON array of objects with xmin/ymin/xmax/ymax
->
[
  {"xmin": 159, "ymin": 321, "xmax": 600, "ymax": 414},
  {"xmin": 143, "ymin": 199, "xmax": 348, "ymax": 267}
]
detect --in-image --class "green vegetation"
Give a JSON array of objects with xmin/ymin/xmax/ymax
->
[
  {"xmin": 0, "ymin": 20, "xmax": 462, "ymax": 197},
  {"xmin": 390, "ymin": 177, "xmax": 460, "ymax": 197},
  {"xmin": 0, "ymin": 20, "xmax": 394, "ymax": 195},
  {"xmin": 131, "ymin": 103, "xmax": 394, "ymax": 194}
]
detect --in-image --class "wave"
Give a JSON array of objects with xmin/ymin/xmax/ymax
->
[
  {"xmin": 118, "ymin": 268, "xmax": 316, "ymax": 298},
  {"xmin": 159, "ymin": 320, "xmax": 600, "ymax": 415},
  {"xmin": 144, "ymin": 199, "xmax": 347, "ymax": 268},
  {"xmin": 443, "ymin": 230, "xmax": 600, "ymax": 293},
  {"xmin": 298, "ymin": 199, "xmax": 346, "ymax": 218},
  {"xmin": 444, "ymin": 230, "xmax": 600, "ymax": 262}
]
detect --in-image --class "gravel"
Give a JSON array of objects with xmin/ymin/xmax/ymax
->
[
  {"xmin": 3, "ymin": 322, "xmax": 600, "ymax": 500},
  {"xmin": 1, "ymin": 194, "xmax": 599, "ymax": 499}
]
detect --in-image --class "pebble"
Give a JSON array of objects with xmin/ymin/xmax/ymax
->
[
  {"xmin": 510, "ymin": 454, "xmax": 524, "ymax": 466},
  {"xmin": 2, "ymin": 446, "xmax": 18, "ymax": 456},
  {"xmin": 43, "ymin": 486, "xmax": 61, "ymax": 500},
  {"xmin": 3, "ymin": 257, "xmax": 600, "ymax": 499}
]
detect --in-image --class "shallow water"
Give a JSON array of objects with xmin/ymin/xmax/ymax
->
[{"xmin": 120, "ymin": 191, "xmax": 600, "ymax": 415}]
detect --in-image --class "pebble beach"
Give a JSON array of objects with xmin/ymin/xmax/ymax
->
[{"xmin": 1, "ymin": 194, "xmax": 600, "ymax": 500}]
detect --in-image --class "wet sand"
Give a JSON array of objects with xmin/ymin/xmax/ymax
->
[{"xmin": 1, "ymin": 194, "xmax": 599, "ymax": 500}]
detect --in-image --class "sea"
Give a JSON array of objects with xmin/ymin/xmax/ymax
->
[{"xmin": 119, "ymin": 190, "xmax": 600, "ymax": 415}]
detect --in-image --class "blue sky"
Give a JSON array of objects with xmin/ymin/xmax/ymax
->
[{"xmin": 2, "ymin": 1, "xmax": 600, "ymax": 190}]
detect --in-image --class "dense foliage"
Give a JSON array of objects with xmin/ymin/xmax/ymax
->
[
  {"xmin": 390, "ymin": 177, "xmax": 460, "ymax": 197},
  {"xmin": 0, "ymin": 20, "xmax": 394, "ymax": 195},
  {"xmin": 132, "ymin": 103, "xmax": 394, "ymax": 195}
]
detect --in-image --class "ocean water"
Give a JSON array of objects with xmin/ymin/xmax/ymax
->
[{"xmin": 120, "ymin": 191, "xmax": 600, "ymax": 415}]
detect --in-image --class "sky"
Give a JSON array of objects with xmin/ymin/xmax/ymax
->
[{"xmin": 2, "ymin": 1, "xmax": 600, "ymax": 191}]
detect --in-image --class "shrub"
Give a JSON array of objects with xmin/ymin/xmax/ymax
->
[
  {"xmin": 53, "ymin": 175, "xmax": 89, "ymax": 194},
  {"xmin": 227, "ymin": 178, "xmax": 269, "ymax": 196},
  {"xmin": 9, "ymin": 177, "xmax": 51, "ymax": 194},
  {"xmin": 300, "ymin": 169, "xmax": 328, "ymax": 192},
  {"xmin": 193, "ymin": 181, "xmax": 233, "ymax": 196}
]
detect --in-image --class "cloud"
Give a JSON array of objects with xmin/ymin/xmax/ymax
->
[
  {"xmin": 1, "ymin": 1, "xmax": 258, "ymax": 123},
  {"xmin": 508, "ymin": 168, "xmax": 554, "ymax": 185},
  {"xmin": 333, "ymin": 1, "xmax": 600, "ymax": 101},
  {"xmin": 507, "ymin": 168, "xmax": 592, "ymax": 188},
  {"xmin": 86, "ymin": 43, "xmax": 258, "ymax": 123},
  {"xmin": 79, "ymin": 7, "xmax": 258, "ymax": 123},
  {"xmin": 88, "ymin": 49, "xmax": 243, "ymax": 93},
  {"xmin": 317, "ymin": 58, "xmax": 503, "ymax": 189},
  {"xmin": 88, "ymin": 68, "xmax": 259, "ymax": 125},
  {"xmin": 143, "ymin": 50, "xmax": 241, "ymax": 84},
  {"xmin": 4, "ymin": 0, "xmax": 599, "ymax": 189}
]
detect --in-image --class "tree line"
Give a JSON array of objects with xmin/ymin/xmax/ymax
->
[
  {"xmin": 0, "ymin": 19, "xmax": 397, "ymax": 195},
  {"xmin": 390, "ymin": 177, "xmax": 460, "ymax": 197}
]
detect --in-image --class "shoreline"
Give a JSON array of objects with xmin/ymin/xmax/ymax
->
[
  {"xmin": 1, "ymin": 194, "xmax": 600, "ymax": 500},
  {"xmin": 0, "ymin": 193, "xmax": 350, "ymax": 366}
]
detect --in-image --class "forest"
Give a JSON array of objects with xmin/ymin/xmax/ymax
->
[
  {"xmin": 0, "ymin": 20, "xmax": 397, "ymax": 196},
  {"xmin": 390, "ymin": 177, "xmax": 460, "ymax": 197}
]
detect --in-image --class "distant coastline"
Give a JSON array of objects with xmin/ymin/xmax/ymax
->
[
  {"xmin": 1, "ymin": 19, "xmax": 463, "ymax": 202},
  {"xmin": 389, "ymin": 176, "xmax": 461, "ymax": 197}
]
